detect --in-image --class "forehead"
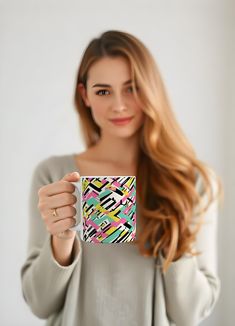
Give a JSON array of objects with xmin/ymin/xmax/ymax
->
[{"xmin": 87, "ymin": 56, "xmax": 131, "ymax": 86}]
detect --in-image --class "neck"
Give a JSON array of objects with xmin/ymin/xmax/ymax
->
[{"xmin": 94, "ymin": 132, "xmax": 141, "ymax": 167}]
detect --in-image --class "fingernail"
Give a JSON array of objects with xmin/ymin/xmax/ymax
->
[{"xmin": 71, "ymin": 172, "xmax": 79, "ymax": 177}]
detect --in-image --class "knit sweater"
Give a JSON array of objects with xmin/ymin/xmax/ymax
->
[{"xmin": 20, "ymin": 153, "xmax": 221, "ymax": 326}]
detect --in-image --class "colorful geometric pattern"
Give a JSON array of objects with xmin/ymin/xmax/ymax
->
[{"xmin": 80, "ymin": 176, "xmax": 136, "ymax": 243}]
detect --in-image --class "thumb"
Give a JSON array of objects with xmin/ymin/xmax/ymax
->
[{"xmin": 61, "ymin": 171, "xmax": 80, "ymax": 182}]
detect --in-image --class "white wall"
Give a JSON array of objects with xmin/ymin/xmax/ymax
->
[
  {"xmin": 0, "ymin": 0, "xmax": 233, "ymax": 325},
  {"xmin": 222, "ymin": 0, "xmax": 235, "ymax": 323}
]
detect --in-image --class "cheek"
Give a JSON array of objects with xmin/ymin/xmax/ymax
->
[
  {"xmin": 89, "ymin": 103, "xmax": 107, "ymax": 125},
  {"xmin": 89, "ymin": 96, "xmax": 106, "ymax": 113},
  {"xmin": 135, "ymin": 107, "xmax": 145, "ymax": 124}
]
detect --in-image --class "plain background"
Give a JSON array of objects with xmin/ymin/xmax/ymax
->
[{"xmin": 0, "ymin": 0, "xmax": 234, "ymax": 325}]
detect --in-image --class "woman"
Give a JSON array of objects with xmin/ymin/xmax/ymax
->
[{"xmin": 20, "ymin": 30, "xmax": 224, "ymax": 326}]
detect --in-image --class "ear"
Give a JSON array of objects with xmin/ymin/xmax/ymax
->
[{"xmin": 77, "ymin": 83, "xmax": 91, "ymax": 107}]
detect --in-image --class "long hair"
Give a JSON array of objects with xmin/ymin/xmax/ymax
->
[{"xmin": 73, "ymin": 29, "xmax": 224, "ymax": 273}]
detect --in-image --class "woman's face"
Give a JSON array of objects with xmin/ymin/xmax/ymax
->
[{"xmin": 78, "ymin": 56, "xmax": 145, "ymax": 138}]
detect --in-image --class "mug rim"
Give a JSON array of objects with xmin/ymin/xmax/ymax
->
[{"xmin": 79, "ymin": 175, "xmax": 136, "ymax": 178}]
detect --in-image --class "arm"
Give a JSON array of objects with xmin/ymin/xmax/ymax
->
[
  {"xmin": 20, "ymin": 157, "xmax": 83, "ymax": 319},
  {"xmin": 159, "ymin": 170, "xmax": 221, "ymax": 326}
]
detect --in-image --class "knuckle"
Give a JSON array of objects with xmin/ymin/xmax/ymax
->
[
  {"xmin": 37, "ymin": 199, "xmax": 46, "ymax": 210},
  {"xmin": 37, "ymin": 201, "xmax": 43, "ymax": 211},
  {"xmin": 38, "ymin": 185, "xmax": 46, "ymax": 196},
  {"xmin": 40, "ymin": 211, "xmax": 46, "ymax": 220}
]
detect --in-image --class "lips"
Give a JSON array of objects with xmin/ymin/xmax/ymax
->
[{"xmin": 109, "ymin": 116, "xmax": 133, "ymax": 122}]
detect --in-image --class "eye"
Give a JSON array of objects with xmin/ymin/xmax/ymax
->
[{"xmin": 95, "ymin": 89, "xmax": 110, "ymax": 96}]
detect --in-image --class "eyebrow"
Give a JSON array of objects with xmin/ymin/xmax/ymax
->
[{"xmin": 92, "ymin": 79, "xmax": 133, "ymax": 88}]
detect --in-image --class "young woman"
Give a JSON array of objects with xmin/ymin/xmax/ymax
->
[{"xmin": 20, "ymin": 30, "xmax": 224, "ymax": 326}]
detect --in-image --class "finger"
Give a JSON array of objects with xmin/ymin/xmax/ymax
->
[
  {"xmin": 51, "ymin": 217, "xmax": 77, "ymax": 235},
  {"xmin": 38, "ymin": 172, "xmax": 80, "ymax": 197},
  {"xmin": 61, "ymin": 171, "xmax": 80, "ymax": 182},
  {"xmin": 50, "ymin": 192, "xmax": 77, "ymax": 209},
  {"xmin": 46, "ymin": 205, "xmax": 77, "ymax": 223},
  {"xmin": 39, "ymin": 192, "xmax": 77, "ymax": 217}
]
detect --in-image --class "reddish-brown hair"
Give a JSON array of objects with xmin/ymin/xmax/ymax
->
[{"xmin": 73, "ymin": 30, "xmax": 224, "ymax": 272}]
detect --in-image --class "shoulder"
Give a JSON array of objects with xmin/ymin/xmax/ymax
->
[{"xmin": 32, "ymin": 153, "xmax": 75, "ymax": 184}]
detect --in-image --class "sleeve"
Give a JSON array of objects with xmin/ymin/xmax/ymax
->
[
  {"xmin": 158, "ymin": 169, "xmax": 221, "ymax": 326},
  {"xmin": 20, "ymin": 157, "xmax": 83, "ymax": 319}
]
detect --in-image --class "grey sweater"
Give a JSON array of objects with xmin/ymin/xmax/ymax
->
[{"xmin": 20, "ymin": 153, "xmax": 221, "ymax": 326}]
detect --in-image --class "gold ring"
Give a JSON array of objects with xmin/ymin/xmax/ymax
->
[{"xmin": 52, "ymin": 208, "xmax": 58, "ymax": 217}]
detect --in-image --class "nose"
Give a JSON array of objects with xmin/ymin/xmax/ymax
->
[{"xmin": 111, "ymin": 93, "xmax": 127, "ymax": 112}]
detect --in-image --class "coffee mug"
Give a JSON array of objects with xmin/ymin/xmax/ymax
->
[{"xmin": 69, "ymin": 176, "xmax": 137, "ymax": 243}]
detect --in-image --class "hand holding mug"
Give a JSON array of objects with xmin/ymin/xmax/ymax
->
[{"xmin": 37, "ymin": 172, "xmax": 80, "ymax": 240}]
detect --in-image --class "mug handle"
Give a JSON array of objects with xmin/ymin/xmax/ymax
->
[{"xmin": 68, "ymin": 180, "xmax": 83, "ymax": 232}]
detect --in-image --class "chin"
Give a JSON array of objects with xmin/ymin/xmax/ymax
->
[{"xmin": 110, "ymin": 128, "xmax": 140, "ymax": 138}]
